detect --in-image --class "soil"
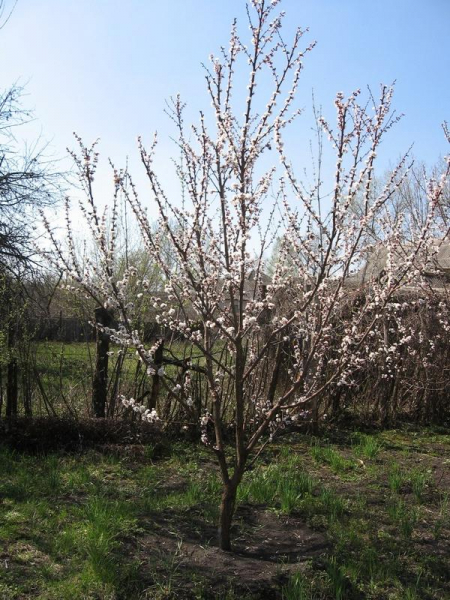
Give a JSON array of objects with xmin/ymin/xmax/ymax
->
[{"xmin": 134, "ymin": 505, "xmax": 328, "ymax": 599}]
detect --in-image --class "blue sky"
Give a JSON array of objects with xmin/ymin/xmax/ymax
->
[{"xmin": 1, "ymin": 0, "xmax": 449, "ymax": 211}]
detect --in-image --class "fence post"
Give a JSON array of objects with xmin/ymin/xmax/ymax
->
[
  {"xmin": 92, "ymin": 307, "xmax": 113, "ymax": 418},
  {"xmin": 149, "ymin": 337, "xmax": 164, "ymax": 410},
  {"xmin": 5, "ymin": 321, "xmax": 18, "ymax": 418}
]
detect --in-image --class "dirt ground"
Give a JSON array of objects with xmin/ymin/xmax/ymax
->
[{"xmin": 134, "ymin": 506, "xmax": 328, "ymax": 599}]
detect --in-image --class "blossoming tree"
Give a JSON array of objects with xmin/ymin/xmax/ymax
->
[{"xmin": 43, "ymin": 0, "xmax": 449, "ymax": 550}]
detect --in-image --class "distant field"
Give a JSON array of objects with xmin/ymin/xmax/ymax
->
[
  {"xmin": 30, "ymin": 340, "xmax": 196, "ymax": 416},
  {"xmin": 0, "ymin": 427, "xmax": 449, "ymax": 599},
  {"xmin": 33, "ymin": 341, "xmax": 137, "ymax": 416},
  {"xmin": 35, "ymin": 340, "xmax": 200, "ymax": 379}
]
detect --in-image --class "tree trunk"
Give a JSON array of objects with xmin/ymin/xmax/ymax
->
[
  {"xmin": 92, "ymin": 307, "xmax": 113, "ymax": 418},
  {"xmin": 149, "ymin": 338, "xmax": 164, "ymax": 410},
  {"xmin": 6, "ymin": 358, "xmax": 18, "ymax": 418},
  {"xmin": 0, "ymin": 369, "xmax": 3, "ymax": 416},
  {"xmin": 6, "ymin": 322, "xmax": 18, "ymax": 418},
  {"xmin": 219, "ymin": 483, "xmax": 237, "ymax": 551},
  {"xmin": 23, "ymin": 370, "xmax": 32, "ymax": 417},
  {"xmin": 331, "ymin": 387, "xmax": 343, "ymax": 417}
]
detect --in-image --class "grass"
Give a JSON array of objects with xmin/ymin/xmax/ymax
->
[
  {"xmin": 0, "ymin": 426, "xmax": 449, "ymax": 599},
  {"xmin": 16, "ymin": 340, "xmax": 197, "ymax": 417},
  {"xmin": 310, "ymin": 440, "xmax": 356, "ymax": 475},
  {"xmin": 433, "ymin": 492, "xmax": 449, "ymax": 540},
  {"xmin": 387, "ymin": 462, "xmax": 433, "ymax": 502},
  {"xmin": 282, "ymin": 572, "xmax": 313, "ymax": 600},
  {"xmin": 388, "ymin": 462, "xmax": 405, "ymax": 493},
  {"xmin": 238, "ymin": 453, "xmax": 317, "ymax": 514},
  {"xmin": 352, "ymin": 432, "xmax": 384, "ymax": 459},
  {"xmin": 387, "ymin": 498, "xmax": 419, "ymax": 538}
]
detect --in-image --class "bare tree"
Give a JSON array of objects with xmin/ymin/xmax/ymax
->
[
  {"xmin": 0, "ymin": 83, "xmax": 62, "ymax": 273},
  {"xmin": 0, "ymin": 0, "xmax": 63, "ymax": 274},
  {"xmin": 0, "ymin": 0, "xmax": 63, "ymax": 422}
]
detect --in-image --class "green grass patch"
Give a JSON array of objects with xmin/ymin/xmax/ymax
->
[
  {"xmin": 310, "ymin": 440, "xmax": 356, "ymax": 475},
  {"xmin": 0, "ymin": 426, "xmax": 449, "ymax": 599}
]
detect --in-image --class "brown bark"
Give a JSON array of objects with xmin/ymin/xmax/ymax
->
[
  {"xmin": 6, "ymin": 322, "xmax": 18, "ymax": 418},
  {"xmin": 218, "ymin": 461, "xmax": 246, "ymax": 551},
  {"xmin": 92, "ymin": 307, "xmax": 113, "ymax": 418},
  {"xmin": 219, "ymin": 483, "xmax": 237, "ymax": 551},
  {"xmin": 6, "ymin": 357, "xmax": 18, "ymax": 417},
  {"xmin": 149, "ymin": 338, "xmax": 164, "ymax": 410}
]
